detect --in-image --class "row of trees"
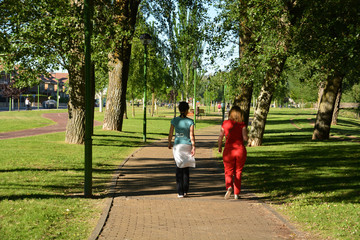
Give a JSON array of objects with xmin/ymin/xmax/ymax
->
[
  {"xmin": 211, "ymin": 0, "xmax": 360, "ymax": 146},
  {"xmin": 1, "ymin": 0, "xmax": 359, "ymax": 146},
  {"xmin": 0, "ymin": 0, "xmax": 208, "ymax": 144}
]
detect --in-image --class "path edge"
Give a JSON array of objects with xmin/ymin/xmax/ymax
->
[
  {"xmin": 87, "ymin": 145, "xmax": 145, "ymax": 240},
  {"xmin": 87, "ymin": 139, "xmax": 163, "ymax": 240}
]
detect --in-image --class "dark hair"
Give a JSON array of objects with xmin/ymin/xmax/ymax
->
[{"xmin": 178, "ymin": 101, "xmax": 189, "ymax": 117}]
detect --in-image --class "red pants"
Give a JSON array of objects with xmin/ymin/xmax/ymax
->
[{"xmin": 223, "ymin": 146, "xmax": 247, "ymax": 195}]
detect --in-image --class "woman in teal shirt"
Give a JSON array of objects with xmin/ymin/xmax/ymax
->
[{"xmin": 168, "ymin": 102, "xmax": 196, "ymax": 198}]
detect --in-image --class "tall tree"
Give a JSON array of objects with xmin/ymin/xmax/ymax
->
[
  {"xmin": 102, "ymin": 0, "xmax": 142, "ymax": 131},
  {"xmin": 293, "ymin": 0, "xmax": 360, "ymax": 140},
  {"xmin": 214, "ymin": 0, "xmax": 255, "ymax": 126},
  {"xmin": 247, "ymin": 0, "xmax": 295, "ymax": 146},
  {"xmin": 0, "ymin": 0, "xmax": 92, "ymax": 144},
  {"xmin": 175, "ymin": 1, "xmax": 207, "ymax": 102}
]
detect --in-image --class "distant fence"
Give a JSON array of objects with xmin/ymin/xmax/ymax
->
[
  {"xmin": 313, "ymin": 102, "xmax": 360, "ymax": 109},
  {"xmin": 339, "ymin": 103, "xmax": 360, "ymax": 109}
]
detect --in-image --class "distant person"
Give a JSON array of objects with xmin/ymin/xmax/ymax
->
[
  {"xmin": 217, "ymin": 103, "xmax": 221, "ymax": 112},
  {"xmin": 168, "ymin": 101, "xmax": 196, "ymax": 198},
  {"xmin": 218, "ymin": 106, "xmax": 248, "ymax": 200},
  {"xmin": 25, "ymin": 97, "xmax": 31, "ymax": 110},
  {"xmin": 226, "ymin": 103, "xmax": 230, "ymax": 111}
]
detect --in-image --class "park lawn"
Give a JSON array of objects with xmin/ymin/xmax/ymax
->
[
  {"xmin": 0, "ymin": 108, "xmax": 219, "ymax": 240},
  {"xmin": 241, "ymin": 108, "xmax": 360, "ymax": 240},
  {"xmin": 0, "ymin": 110, "xmax": 68, "ymax": 133}
]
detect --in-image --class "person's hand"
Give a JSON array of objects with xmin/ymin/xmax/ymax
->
[
  {"xmin": 191, "ymin": 146, "xmax": 196, "ymax": 156},
  {"xmin": 218, "ymin": 146, "xmax": 222, "ymax": 153},
  {"xmin": 168, "ymin": 142, "xmax": 173, "ymax": 149}
]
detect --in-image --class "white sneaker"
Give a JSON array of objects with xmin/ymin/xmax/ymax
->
[
  {"xmin": 234, "ymin": 194, "xmax": 240, "ymax": 200},
  {"xmin": 224, "ymin": 187, "xmax": 232, "ymax": 200},
  {"xmin": 178, "ymin": 195, "xmax": 184, "ymax": 198}
]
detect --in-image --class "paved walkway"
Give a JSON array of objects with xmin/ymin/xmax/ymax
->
[{"xmin": 95, "ymin": 125, "xmax": 307, "ymax": 240}]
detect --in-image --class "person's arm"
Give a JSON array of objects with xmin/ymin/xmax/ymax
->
[
  {"xmin": 242, "ymin": 127, "xmax": 249, "ymax": 142},
  {"xmin": 218, "ymin": 127, "xmax": 225, "ymax": 153},
  {"xmin": 190, "ymin": 125, "xmax": 196, "ymax": 156},
  {"xmin": 168, "ymin": 124, "xmax": 174, "ymax": 149}
]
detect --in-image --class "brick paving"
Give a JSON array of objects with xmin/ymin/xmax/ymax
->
[{"xmin": 97, "ymin": 125, "xmax": 307, "ymax": 240}]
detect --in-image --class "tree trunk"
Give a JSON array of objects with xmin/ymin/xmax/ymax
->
[
  {"xmin": 248, "ymin": 80, "xmax": 274, "ymax": 147},
  {"xmin": 316, "ymin": 81, "xmax": 326, "ymax": 109},
  {"xmin": 151, "ymin": 92, "xmax": 155, "ymax": 117},
  {"xmin": 233, "ymin": 19, "xmax": 253, "ymax": 127},
  {"xmin": 124, "ymin": 100, "xmax": 128, "ymax": 119},
  {"xmin": 102, "ymin": 0, "xmax": 140, "ymax": 131},
  {"xmin": 312, "ymin": 73, "xmax": 344, "ymax": 140},
  {"xmin": 233, "ymin": 82, "xmax": 253, "ymax": 127},
  {"xmin": 65, "ymin": 67, "xmax": 86, "ymax": 144},
  {"xmin": 331, "ymin": 86, "xmax": 342, "ymax": 125},
  {"xmin": 248, "ymin": 58, "xmax": 286, "ymax": 147},
  {"xmin": 132, "ymin": 97, "xmax": 135, "ymax": 117},
  {"xmin": 98, "ymin": 91, "xmax": 103, "ymax": 113}
]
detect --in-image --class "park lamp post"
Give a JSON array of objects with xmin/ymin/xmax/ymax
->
[
  {"xmin": 192, "ymin": 58, "xmax": 199, "ymax": 127},
  {"xmin": 56, "ymin": 78, "xmax": 59, "ymax": 109},
  {"xmin": 84, "ymin": 0, "xmax": 93, "ymax": 198},
  {"xmin": 37, "ymin": 84, "xmax": 40, "ymax": 110},
  {"xmin": 140, "ymin": 33, "xmax": 152, "ymax": 143},
  {"xmin": 220, "ymin": 71, "xmax": 226, "ymax": 123}
]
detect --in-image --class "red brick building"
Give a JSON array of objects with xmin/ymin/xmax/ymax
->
[{"xmin": 0, "ymin": 70, "xmax": 69, "ymax": 108}]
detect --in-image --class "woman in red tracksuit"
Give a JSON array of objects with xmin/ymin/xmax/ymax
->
[{"xmin": 218, "ymin": 106, "xmax": 248, "ymax": 200}]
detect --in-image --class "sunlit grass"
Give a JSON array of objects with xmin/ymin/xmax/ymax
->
[
  {"xmin": 0, "ymin": 110, "xmax": 66, "ymax": 132},
  {"xmin": 242, "ymin": 108, "xmax": 360, "ymax": 240},
  {"xmin": 0, "ymin": 106, "xmax": 220, "ymax": 239}
]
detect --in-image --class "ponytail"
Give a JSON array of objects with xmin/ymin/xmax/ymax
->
[
  {"xmin": 178, "ymin": 102, "xmax": 189, "ymax": 118},
  {"xmin": 180, "ymin": 112, "xmax": 186, "ymax": 118}
]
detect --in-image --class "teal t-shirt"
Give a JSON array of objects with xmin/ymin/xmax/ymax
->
[{"xmin": 171, "ymin": 117, "xmax": 194, "ymax": 145}]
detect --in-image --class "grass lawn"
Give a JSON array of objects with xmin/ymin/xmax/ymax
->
[
  {"xmin": 241, "ymin": 108, "xmax": 360, "ymax": 240},
  {"xmin": 1, "ymin": 107, "xmax": 359, "ymax": 239},
  {"xmin": 0, "ymin": 109, "xmax": 68, "ymax": 133},
  {"xmin": 0, "ymin": 106, "xmax": 220, "ymax": 239}
]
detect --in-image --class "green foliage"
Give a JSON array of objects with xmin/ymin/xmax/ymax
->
[
  {"xmin": 127, "ymin": 12, "xmax": 172, "ymax": 103},
  {"xmin": 142, "ymin": 0, "xmax": 209, "ymax": 100},
  {"xmin": 280, "ymin": 56, "xmax": 321, "ymax": 103},
  {"xmin": 293, "ymin": 0, "xmax": 360, "ymax": 75}
]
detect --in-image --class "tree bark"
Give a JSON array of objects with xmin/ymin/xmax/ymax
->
[
  {"xmin": 102, "ymin": 0, "xmax": 140, "ymax": 131},
  {"xmin": 316, "ymin": 81, "xmax": 326, "ymax": 109},
  {"xmin": 65, "ymin": 67, "xmax": 86, "ymax": 144},
  {"xmin": 233, "ymin": 82, "xmax": 253, "ymax": 127},
  {"xmin": 151, "ymin": 91, "xmax": 155, "ymax": 117},
  {"xmin": 312, "ymin": 73, "xmax": 344, "ymax": 140},
  {"xmin": 331, "ymin": 86, "xmax": 342, "ymax": 125},
  {"xmin": 233, "ymin": 20, "xmax": 253, "ymax": 127},
  {"xmin": 248, "ymin": 80, "xmax": 274, "ymax": 147},
  {"xmin": 132, "ymin": 97, "xmax": 135, "ymax": 117},
  {"xmin": 248, "ymin": 58, "xmax": 286, "ymax": 147}
]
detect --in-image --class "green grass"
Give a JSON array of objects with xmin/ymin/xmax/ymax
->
[
  {"xmin": 0, "ymin": 110, "xmax": 67, "ymax": 133},
  {"xmin": 0, "ymin": 107, "xmax": 220, "ymax": 240},
  {"xmin": 241, "ymin": 108, "xmax": 360, "ymax": 240},
  {"xmin": 3, "ymin": 107, "xmax": 358, "ymax": 239}
]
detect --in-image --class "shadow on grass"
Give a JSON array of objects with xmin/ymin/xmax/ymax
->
[{"xmin": 244, "ymin": 143, "xmax": 360, "ymax": 204}]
